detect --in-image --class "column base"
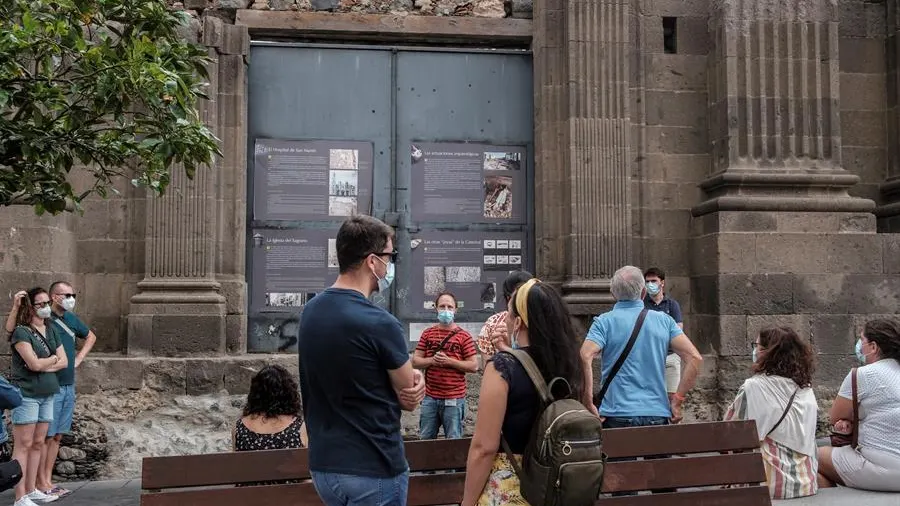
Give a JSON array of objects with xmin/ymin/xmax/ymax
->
[
  {"xmin": 692, "ymin": 170, "xmax": 876, "ymax": 217},
  {"xmin": 127, "ymin": 278, "xmax": 227, "ymax": 357},
  {"xmin": 561, "ymin": 279, "xmax": 615, "ymax": 316}
]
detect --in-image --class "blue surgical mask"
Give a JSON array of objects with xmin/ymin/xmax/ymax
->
[
  {"xmin": 511, "ymin": 329, "xmax": 519, "ymax": 350},
  {"xmin": 855, "ymin": 339, "xmax": 869, "ymax": 365},
  {"xmin": 646, "ymin": 282, "xmax": 661, "ymax": 296},
  {"xmin": 751, "ymin": 347, "xmax": 758, "ymax": 364},
  {"xmin": 437, "ymin": 310, "xmax": 454, "ymax": 325},
  {"xmin": 373, "ymin": 258, "xmax": 395, "ymax": 293}
]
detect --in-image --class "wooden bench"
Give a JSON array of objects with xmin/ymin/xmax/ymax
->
[{"xmin": 141, "ymin": 420, "xmax": 770, "ymax": 505}]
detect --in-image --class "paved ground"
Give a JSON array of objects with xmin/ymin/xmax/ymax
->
[
  {"xmin": 0, "ymin": 480, "xmax": 139, "ymax": 506},
  {"xmin": 1, "ymin": 479, "xmax": 896, "ymax": 505}
]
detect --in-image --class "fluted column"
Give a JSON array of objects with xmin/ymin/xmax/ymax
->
[
  {"xmin": 126, "ymin": 19, "xmax": 249, "ymax": 356},
  {"xmin": 534, "ymin": 0, "xmax": 632, "ymax": 307},
  {"xmin": 882, "ymin": 0, "xmax": 900, "ymax": 230},
  {"xmin": 695, "ymin": 0, "xmax": 874, "ymax": 216}
]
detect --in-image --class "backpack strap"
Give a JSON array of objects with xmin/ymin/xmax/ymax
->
[
  {"xmin": 593, "ymin": 308, "xmax": 649, "ymax": 408},
  {"xmin": 506, "ymin": 349, "xmax": 552, "ymax": 404}
]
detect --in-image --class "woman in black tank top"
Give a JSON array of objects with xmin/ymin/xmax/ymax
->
[{"xmin": 461, "ymin": 279, "xmax": 585, "ymax": 506}]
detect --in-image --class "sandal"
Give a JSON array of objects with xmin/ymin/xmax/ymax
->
[{"xmin": 47, "ymin": 487, "xmax": 72, "ymax": 497}]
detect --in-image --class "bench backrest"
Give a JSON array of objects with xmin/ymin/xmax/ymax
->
[{"xmin": 141, "ymin": 420, "xmax": 770, "ymax": 506}]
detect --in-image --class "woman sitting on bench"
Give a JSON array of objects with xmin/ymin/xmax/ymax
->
[
  {"xmin": 724, "ymin": 326, "xmax": 819, "ymax": 500},
  {"xmin": 460, "ymin": 279, "xmax": 583, "ymax": 506},
  {"xmin": 817, "ymin": 318, "xmax": 900, "ymax": 492}
]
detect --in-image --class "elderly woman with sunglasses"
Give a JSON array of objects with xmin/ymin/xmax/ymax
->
[{"xmin": 4, "ymin": 288, "xmax": 68, "ymax": 506}]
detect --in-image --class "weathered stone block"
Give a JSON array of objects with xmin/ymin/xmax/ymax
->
[
  {"xmin": 844, "ymin": 275, "xmax": 900, "ymax": 314},
  {"xmin": 716, "ymin": 356, "xmax": 753, "ymax": 392},
  {"xmin": 716, "ymin": 233, "xmax": 757, "ymax": 274},
  {"xmin": 645, "ymin": 91, "xmax": 707, "ymax": 127},
  {"xmin": 126, "ymin": 314, "xmax": 153, "ymax": 356},
  {"xmin": 794, "ymin": 275, "xmax": 850, "ymax": 314},
  {"xmin": 690, "ymin": 275, "xmax": 719, "ymax": 315},
  {"xmin": 676, "ymin": 16, "xmax": 709, "ymax": 56},
  {"xmin": 225, "ymin": 314, "xmax": 247, "ymax": 354},
  {"xmin": 810, "ymin": 315, "xmax": 855, "ymax": 355},
  {"xmin": 77, "ymin": 240, "xmax": 128, "ymax": 274},
  {"xmin": 842, "ymin": 147, "xmax": 887, "ymax": 186},
  {"xmin": 840, "ymin": 73, "xmax": 887, "ymax": 112},
  {"xmin": 224, "ymin": 361, "xmax": 266, "ymax": 395},
  {"xmin": 813, "ymin": 354, "xmax": 858, "ymax": 391},
  {"xmin": 719, "ymin": 274, "xmax": 794, "ymax": 315},
  {"xmin": 646, "ymin": 54, "xmax": 707, "ymax": 91},
  {"xmin": 144, "ymin": 359, "xmax": 187, "ymax": 394},
  {"xmin": 720, "ymin": 211, "xmax": 778, "ymax": 233},
  {"xmin": 842, "ymin": 110, "xmax": 886, "ymax": 148},
  {"xmin": 747, "ymin": 314, "xmax": 811, "ymax": 343},
  {"xmin": 510, "ymin": 0, "xmax": 531, "ymax": 18},
  {"xmin": 840, "ymin": 37, "xmax": 885, "ymax": 74},
  {"xmin": 638, "ymin": 0, "xmax": 707, "ymax": 17},
  {"xmin": 756, "ymin": 234, "xmax": 828, "ymax": 274},
  {"xmin": 837, "ymin": 213, "xmax": 877, "ymax": 233},
  {"xmin": 186, "ymin": 359, "xmax": 226, "ymax": 395},
  {"xmin": 648, "ymin": 126, "xmax": 708, "ymax": 155},
  {"xmin": 152, "ymin": 314, "xmax": 226, "ymax": 356},
  {"xmin": 826, "ymin": 234, "xmax": 883, "ymax": 273}
]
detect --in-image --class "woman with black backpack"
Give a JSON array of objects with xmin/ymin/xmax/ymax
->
[{"xmin": 461, "ymin": 279, "xmax": 587, "ymax": 506}]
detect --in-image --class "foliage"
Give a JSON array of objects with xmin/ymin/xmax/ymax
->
[{"xmin": 0, "ymin": 0, "xmax": 221, "ymax": 214}]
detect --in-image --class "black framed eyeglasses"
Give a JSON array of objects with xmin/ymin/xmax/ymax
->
[
  {"xmin": 370, "ymin": 250, "xmax": 398, "ymax": 263},
  {"xmin": 33, "ymin": 301, "xmax": 51, "ymax": 308}
]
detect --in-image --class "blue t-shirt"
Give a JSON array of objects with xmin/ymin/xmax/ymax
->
[
  {"xmin": 51, "ymin": 311, "xmax": 90, "ymax": 386},
  {"xmin": 297, "ymin": 288, "xmax": 411, "ymax": 478},
  {"xmin": 586, "ymin": 300, "xmax": 682, "ymax": 418}
]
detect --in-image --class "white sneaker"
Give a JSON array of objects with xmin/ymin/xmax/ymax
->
[
  {"xmin": 25, "ymin": 491, "xmax": 57, "ymax": 504},
  {"xmin": 13, "ymin": 497, "xmax": 39, "ymax": 506}
]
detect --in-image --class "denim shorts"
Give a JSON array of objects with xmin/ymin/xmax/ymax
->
[
  {"xmin": 311, "ymin": 469, "xmax": 409, "ymax": 506},
  {"xmin": 11, "ymin": 395, "xmax": 55, "ymax": 425},
  {"xmin": 48, "ymin": 384, "xmax": 76, "ymax": 436}
]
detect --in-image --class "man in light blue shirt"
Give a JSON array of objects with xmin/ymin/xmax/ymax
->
[{"xmin": 580, "ymin": 266, "xmax": 702, "ymax": 427}]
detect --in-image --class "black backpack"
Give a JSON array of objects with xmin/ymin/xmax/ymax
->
[
  {"xmin": 501, "ymin": 350, "xmax": 605, "ymax": 506},
  {"xmin": 0, "ymin": 459, "xmax": 22, "ymax": 492}
]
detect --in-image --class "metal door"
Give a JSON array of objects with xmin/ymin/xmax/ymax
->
[{"xmin": 247, "ymin": 43, "xmax": 533, "ymax": 352}]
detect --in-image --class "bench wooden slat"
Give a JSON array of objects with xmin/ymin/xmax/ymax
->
[
  {"xmin": 598, "ymin": 486, "xmax": 772, "ymax": 506},
  {"xmin": 141, "ymin": 474, "xmax": 467, "ymax": 506},
  {"xmin": 141, "ymin": 483, "xmax": 318, "ymax": 506},
  {"xmin": 603, "ymin": 421, "xmax": 761, "ymax": 458},
  {"xmin": 601, "ymin": 453, "xmax": 767, "ymax": 493},
  {"xmin": 142, "ymin": 439, "xmax": 470, "ymax": 490}
]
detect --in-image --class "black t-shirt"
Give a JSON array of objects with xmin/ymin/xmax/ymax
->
[
  {"xmin": 491, "ymin": 349, "xmax": 541, "ymax": 454},
  {"xmin": 298, "ymin": 288, "xmax": 410, "ymax": 478}
]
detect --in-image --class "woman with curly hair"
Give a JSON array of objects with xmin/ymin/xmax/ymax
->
[
  {"xmin": 817, "ymin": 318, "xmax": 900, "ymax": 492},
  {"xmin": 723, "ymin": 326, "xmax": 819, "ymax": 500},
  {"xmin": 233, "ymin": 365, "xmax": 305, "ymax": 454}
]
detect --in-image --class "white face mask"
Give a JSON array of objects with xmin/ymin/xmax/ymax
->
[
  {"xmin": 36, "ymin": 306, "xmax": 52, "ymax": 319},
  {"xmin": 61, "ymin": 297, "xmax": 76, "ymax": 312}
]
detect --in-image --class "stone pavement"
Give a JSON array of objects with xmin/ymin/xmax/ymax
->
[{"xmin": 0, "ymin": 480, "xmax": 139, "ymax": 506}]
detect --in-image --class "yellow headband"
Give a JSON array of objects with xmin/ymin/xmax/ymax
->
[{"xmin": 514, "ymin": 278, "xmax": 540, "ymax": 328}]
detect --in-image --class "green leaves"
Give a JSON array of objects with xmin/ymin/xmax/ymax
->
[{"xmin": 0, "ymin": 0, "xmax": 221, "ymax": 213}]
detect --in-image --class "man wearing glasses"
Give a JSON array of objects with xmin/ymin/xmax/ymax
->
[
  {"xmin": 298, "ymin": 215, "xmax": 426, "ymax": 506},
  {"xmin": 40, "ymin": 281, "xmax": 97, "ymax": 498}
]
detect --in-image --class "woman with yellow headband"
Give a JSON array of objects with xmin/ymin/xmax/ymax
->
[{"xmin": 461, "ymin": 279, "xmax": 585, "ymax": 506}]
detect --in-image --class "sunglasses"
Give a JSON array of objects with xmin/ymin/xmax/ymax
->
[
  {"xmin": 370, "ymin": 250, "xmax": 398, "ymax": 263},
  {"xmin": 33, "ymin": 301, "xmax": 51, "ymax": 308},
  {"xmin": 56, "ymin": 293, "xmax": 76, "ymax": 299}
]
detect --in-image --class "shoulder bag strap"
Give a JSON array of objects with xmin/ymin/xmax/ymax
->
[
  {"xmin": 766, "ymin": 387, "xmax": 799, "ymax": 437},
  {"xmin": 851, "ymin": 368, "xmax": 859, "ymax": 449},
  {"xmin": 435, "ymin": 328, "xmax": 462, "ymax": 354},
  {"xmin": 52, "ymin": 317, "xmax": 77, "ymax": 340},
  {"xmin": 28, "ymin": 326, "xmax": 53, "ymax": 356},
  {"xmin": 593, "ymin": 308, "xmax": 649, "ymax": 407}
]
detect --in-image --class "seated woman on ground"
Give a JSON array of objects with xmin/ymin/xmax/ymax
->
[
  {"xmin": 233, "ymin": 365, "xmax": 306, "ymax": 454},
  {"xmin": 817, "ymin": 318, "xmax": 900, "ymax": 492},
  {"xmin": 461, "ymin": 279, "xmax": 584, "ymax": 506},
  {"xmin": 723, "ymin": 326, "xmax": 819, "ymax": 499}
]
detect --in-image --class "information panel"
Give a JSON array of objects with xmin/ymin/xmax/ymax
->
[
  {"xmin": 253, "ymin": 139, "xmax": 374, "ymax": 221},
  {"xmin": 410, "ymin": 142, "xmax": 526, "ymax": 223},
  {"xmin": 408, "ymin": 231, "xmax": 527, "ymax": 313},
  {"xmin": 249, "ymin": 229, "xmax": 338, "ymax": 312}
]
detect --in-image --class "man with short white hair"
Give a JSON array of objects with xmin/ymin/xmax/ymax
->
[{"xmin": 580, "ymin": 266, "xmax": 702, "ymax": 427}]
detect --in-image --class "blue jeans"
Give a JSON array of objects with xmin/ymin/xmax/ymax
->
[
  {"xmin": 418, "ymin": 396, "xmax": 465, "ymax": 440},
  {"xmin": 311, "ymin": 470, "xmax": 409, "ymax": 506}
]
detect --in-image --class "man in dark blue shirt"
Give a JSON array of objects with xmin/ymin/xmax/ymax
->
[
  {"xmin": 643, "ymin": 267, "xmax": 684, "ymax": 402},
  {"xmin": 299, "ymin": 215, "xmax": 425, "ymax": 506}
]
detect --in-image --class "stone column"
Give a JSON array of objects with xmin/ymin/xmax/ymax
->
[
  {"xmin": 691, "ymin": 0, "xmax": 880, "ymax": 411},
  {"xmin": 126, "ymin": 18, "xmax": 249, "ymax": 357},
  {"xmin": 534, "ymin": 0, "xmax": 633, "ymax": 312},
  {"xmin": 882, "ymin": 0, "xmax": 900, "ymax": 232}
]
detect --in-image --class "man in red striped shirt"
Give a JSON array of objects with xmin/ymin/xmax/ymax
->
[{"xmin": 412, "ymin": 292, "xmax": 478, "ymax": 439}]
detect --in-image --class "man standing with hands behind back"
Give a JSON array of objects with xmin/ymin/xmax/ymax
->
[
  {"xmin": 298, "ymin": 215, "xmax": 426, "ymax": 506},
  {"xmin": 643, "ymin": 268, "xmax": 685, "ymax": 402}
]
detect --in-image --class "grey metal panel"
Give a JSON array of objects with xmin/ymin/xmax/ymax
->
[
  {"xmin": 246, "ymin": 45, "xmax": 393, "ymax": 352},
  {"xmin": 393, "ymin": 51, "xmax": 534, "ymax": 323}
]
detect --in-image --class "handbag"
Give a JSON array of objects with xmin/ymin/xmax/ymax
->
[{"xmin": 829, "ymin": 368, "xmax": 858, "ymax": 448}]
